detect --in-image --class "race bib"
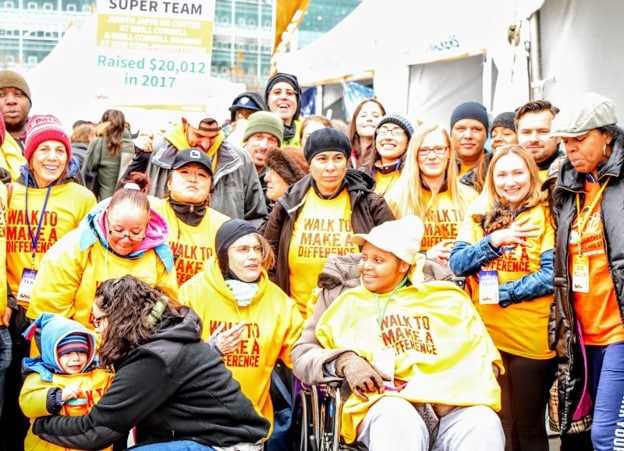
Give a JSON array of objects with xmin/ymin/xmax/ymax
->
[
  {"xmin": 572, "ymin": 254, "xmax": 590, "ymax": 293},
  {"xmin": 16, "ymin": 268, "xmax": 37, "ymax": 305},
  {"xmin": 479, "ymin": 270, "xmax": 499, "ymax": 305}
]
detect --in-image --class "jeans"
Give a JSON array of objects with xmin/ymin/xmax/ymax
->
[
  {"xmin": 0, "ymin": 326, "xmax": 11, "ymax": 417},
  {"xmin": 131, "ymin": 440, "xmax": 216, "ymax": 450},
  {"xmin": 586, "ymin": 342, "xmax": 624, "ymax": 451}
]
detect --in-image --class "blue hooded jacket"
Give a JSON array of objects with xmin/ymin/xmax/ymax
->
[{"xmin": 22, "ymin": 313, "xmax": 97, "ymax": 382}]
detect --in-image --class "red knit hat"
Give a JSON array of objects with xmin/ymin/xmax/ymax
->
[{"xmin": 24, "ymin": 115, "xmax": 72, "ymax": 162}]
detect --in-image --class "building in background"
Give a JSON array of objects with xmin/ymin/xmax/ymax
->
[
  {"xmin": 0, "ymin": 0, "xmax": 95, "ymax": 69},
  {"xmin": 297, "ymin": 0, "xmax": 360, "ymax": 49},
  {"xmin": 0, "ymin": 0, "xmax": 360, "ymax": 91}
]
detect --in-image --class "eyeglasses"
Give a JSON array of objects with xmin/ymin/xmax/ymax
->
[
  {"xmin": 232, "ymin": 245, "xmax": 264, "ymax": 256},
  {"xmin": 418, "ymin": 146, "xmax": 449, "ymax": 157},
  {"xmin": 92, "ymin": 314, "xmax": 108, "ymax": 328},
  {"xmin": 377, "ymin": 128, "xmax": 405, "ymax": 137},
  {"xmin": 106, "ymin": 218, "xmax": 146, "ymax": 242},
  {"xmin": 108, "ymin": 229, "xmax": 146, "ymax": 242}
]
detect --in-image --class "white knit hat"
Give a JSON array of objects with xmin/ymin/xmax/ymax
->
[{"xmin": 353, "ymin": 215, "xmax": 424, "ymax": 265}]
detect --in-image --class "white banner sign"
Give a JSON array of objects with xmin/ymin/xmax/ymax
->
[{"xmin": 95, "ymin": 0, "xmax": 215, "ymax": 108}]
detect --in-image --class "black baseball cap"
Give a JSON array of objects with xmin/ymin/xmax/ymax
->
[{"xmin": 171, "ymin": 148, "xmax": 213, "ymax": 174}]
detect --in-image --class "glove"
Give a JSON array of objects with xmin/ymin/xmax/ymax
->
[{"xmin": 335, "ymin": 352, "xmax": 384, "ymax": 401}]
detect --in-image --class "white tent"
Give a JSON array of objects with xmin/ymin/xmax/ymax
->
[
  {"xmin": 275, "ymin": 0, "xmax": 547, "ymax": 123},
  {"xmin": 538, "ymin": 0, "xmax": 624, "ymax": 114},
  {"xmin": 27, "ymin": 15, "xmax": 244, "ymax": 133}
]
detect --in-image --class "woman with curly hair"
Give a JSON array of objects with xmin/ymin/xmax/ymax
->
[
  {"xmin": 31, "ymin": 275, "xmax": 270, "ymax": 450},
  {"xmin": 81, "ymin": 109, "xmax": 135, "ymax": 200}
]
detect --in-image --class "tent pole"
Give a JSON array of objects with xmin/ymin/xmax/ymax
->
[{"xmin": 528, "ymin": 10, "xmax": 542, "ymax": 100}]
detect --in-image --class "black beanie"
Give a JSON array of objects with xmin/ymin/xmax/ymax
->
[
  {"xmin": 265, "ymin": 73, "xmax": 302, "ymax": 120},
  {"xmin": 450, "ymin": 101, "xmax": 489, "ymax": 131},
  {"xmin": 303, "ymin": 128, "xmax": 351, "ymax": 163},
  {"xmin": 216, "ymin": 219, "xmax": 258, "ymax": 274},
  {"xmin": 490, "ymin": 111, "xmax": 516, "ymax": 133}
]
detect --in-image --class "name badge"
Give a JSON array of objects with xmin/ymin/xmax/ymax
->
[
  {"xmin": 16, "ymin": 268, "xmax": 37, "ymax": 305},
  {"xmin": 372, "ymin": 346, "xmax": 395, "ymax": 382},
  {"xmin": 572, "ymin": 254, "xmax": 590, "ymax": 293},
  {"xmin": 479, "ymin": 270, "xmax": 499, "ymax": 304}
]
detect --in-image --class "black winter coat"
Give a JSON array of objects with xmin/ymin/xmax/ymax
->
[
  {"xmin": 263, "ymin": 169, "xmax": 395, "ymax": 295},
  {"xmin": 551, "ymin": 139, "xmax": 624, "ymax": 432},
  {"xmin": 33, "ymin": 307, "xmax": 269, "ymax": 449}
]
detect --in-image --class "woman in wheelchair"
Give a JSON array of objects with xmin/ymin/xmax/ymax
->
[{"xmin": 291, "ymin": 215, "xmax": 505, "ymax": 450}]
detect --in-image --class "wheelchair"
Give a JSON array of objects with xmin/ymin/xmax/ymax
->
[
  {"xmin": 290, "ymin": 256, "xmax": 466, "ymax": 451},
  {"xmin": 293, "ymin": 380, "xmax": 367, "ymax": 451}
]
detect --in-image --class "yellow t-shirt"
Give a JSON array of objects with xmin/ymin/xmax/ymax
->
[
  {"xmin": 374, "ymin": 170, "xmax": 401, "ymax": 196},
  {"xmin": 287, "ymin": 189, "xmax": 359, "ymax": 314},
  {"xmin": 570, "ymin": 180, "xmax": 624, "ymax": 345},
  {"xmin": 456, "ymin": 197, "xmax": 555, "ymax": 359},
  {"xmin": 179, "ymin": 257, "xmax": 303, "ymax": 434},
  {"xmin": 316, "ymin": 282, "xmax": 501, "ymax": 443},
  {"xmin": 1, "ymin": 133, "xmax": 27, "ymax": 182},
  {"xmin": 458, "ymin": 162, "xmax": 477, "ymax": 177},
  {"xmin": 20, "ymin": 369, "xmax": 114, "ymax": 451},
  {"xmin": 7, "ymin": 182, "xmax": 97, "ymax": 308},
  {"xmin": 420, "ymin": 185, "xmax": 477, "ymax": 251},
  {"xmin": 27, "ymin": 228, "xmax": 179, "ymax": 328},
  {"xmin": 150, "ymin": 197, "xmax": 230, "ymax": 286}
]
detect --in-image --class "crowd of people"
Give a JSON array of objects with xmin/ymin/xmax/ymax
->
[{"xmin": 0, "ymin": 66, "xmax": 622, "ymax": 451}]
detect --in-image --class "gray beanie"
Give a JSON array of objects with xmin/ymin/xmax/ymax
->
[
  {"xmin": 490, "ymin": 111, "xmax": 516, "ymax": 133},
  {"xmin": 376, "ymin": 114, "xmax": 415, "ymax": 140}
]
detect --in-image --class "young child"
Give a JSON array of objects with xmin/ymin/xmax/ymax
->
[{"xmin": 19, "ymin": 313, "xmax": 113, "ymax": 451}]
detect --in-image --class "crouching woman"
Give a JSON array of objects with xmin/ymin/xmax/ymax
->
[{"xmin": 32, "ymin": 275, "xmax": 269, "ymax": 450}]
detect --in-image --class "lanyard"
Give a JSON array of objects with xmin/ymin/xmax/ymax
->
[
  {"xmin": 575, "ymin": 176, "xmax": 610, "ymax": 255},
  {"xmin": 24, "ymin": 173, "xmax": 52, "ymax": 266},
  {"xmin": 375, "ymin": 276, "xmax": 408, "ymax": 334},
  {"xmin": 575, "ymin": 176, "xmax": 610, "ymax": 233}
]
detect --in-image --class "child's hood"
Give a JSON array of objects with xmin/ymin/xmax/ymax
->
[{"xmin": 23, "ymin": 313, "xmax": 97, "ymax": 380}]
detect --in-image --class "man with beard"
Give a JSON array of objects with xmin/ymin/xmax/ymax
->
[{"xmin": 242, "ymin": 111, "xmax": 283, "ymax": 210}]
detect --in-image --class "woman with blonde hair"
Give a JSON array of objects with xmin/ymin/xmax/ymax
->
[
  {"xmin": 385, "ymin": 123, "xmax": 477, "ymax": 265},
  {"xmin": 449, "ymin": 145, "xmax": 555, "ymax": 451}
]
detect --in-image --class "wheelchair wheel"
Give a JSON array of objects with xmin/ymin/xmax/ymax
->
[{"xmin": 292, "ymin": 387, "xmax": 319, "ymax": 451}]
